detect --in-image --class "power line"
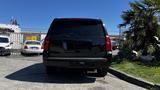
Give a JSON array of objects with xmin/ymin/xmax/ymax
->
[{"xmin": 21, "ymin": 27, "xmax": 48, "ymax": 30}]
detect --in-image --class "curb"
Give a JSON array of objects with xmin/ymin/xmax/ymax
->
[{"xmin": 108, "ymin": 67, "xmax": 160, "ymax": 89}]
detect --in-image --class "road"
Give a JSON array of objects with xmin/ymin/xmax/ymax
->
[{"xmin": 0, "ymin": 55, "xmax": 147, "ymax": 90}]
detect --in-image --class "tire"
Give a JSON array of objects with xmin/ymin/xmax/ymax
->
[
  {"xmin": 4, "ymin": 53, "xmax": 11, "ymax": 56},
  {"xmin": 96, "ymin": 68, "xmax": 108, "ymax": 77},
  {"xmin": 21, "ymin": 52, "xmax": 24, "ymax": 55},
  {"xmin": 21, "ymin": 52, "xmax": 26, "ymax": 56},
  {"xmin": 46, "ymin": 66, "xmax": 54, "ymax": 74},
  {"xmin": 4, "ymin": 50, "xmax": 11, "ymax": 56},
  {"xmin": 7, "ymin": 53, "xmax": 11, "ymax": 56}
]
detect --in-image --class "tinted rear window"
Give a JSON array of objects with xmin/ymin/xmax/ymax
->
[
  {"xmin": 26, "ymin": 41, "xmax": 40, "ymax": 45},
  {"xmin": 50, "ymin": 22, "xmax": 104, "ymax": 37}
]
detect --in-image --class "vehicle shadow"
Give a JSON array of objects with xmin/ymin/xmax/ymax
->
[{"xmin": 5, "ymin": 63, "xmax": 96, "ymax": 84}]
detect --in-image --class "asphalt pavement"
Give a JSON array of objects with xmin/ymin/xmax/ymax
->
[{"xmin": 0, "ymin": 55, "xmax": 146, "ymax": 90}]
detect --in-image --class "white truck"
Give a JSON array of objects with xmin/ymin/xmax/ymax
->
[{"xmin": 0, "ymin": 34, "xmax": 12, "ymax": 56}]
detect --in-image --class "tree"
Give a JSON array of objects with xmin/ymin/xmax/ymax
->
[{"xmin": 119, "ymin": 0, "xmax": 160, "ymax": 55}]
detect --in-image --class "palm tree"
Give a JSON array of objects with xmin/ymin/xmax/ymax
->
[{"xmin": 119, "ymin": 0, "xmax": 160, "ymax": 55}]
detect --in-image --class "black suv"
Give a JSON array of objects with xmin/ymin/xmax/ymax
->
[{"xmin": 43, "ymin": 18, "xmax": 112, "ymax": 77}]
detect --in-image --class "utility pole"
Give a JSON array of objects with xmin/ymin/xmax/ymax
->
[{"xmin": 119, "ymin": 27, "xmax": 122, "ymax": 48}]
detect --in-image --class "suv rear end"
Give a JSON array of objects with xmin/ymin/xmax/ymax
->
[{"xmin": 43, "ymin": 18, "xmax": 112, "ymax": 77}]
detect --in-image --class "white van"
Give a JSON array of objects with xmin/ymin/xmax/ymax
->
[{"xmin": 0, "ymin": 34, "xmax": 12, "ymax": 56}]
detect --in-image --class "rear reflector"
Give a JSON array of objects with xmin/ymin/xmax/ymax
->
[{"xmin": 106, "ymin": 36, "xmax": 112, "ymax": 51}]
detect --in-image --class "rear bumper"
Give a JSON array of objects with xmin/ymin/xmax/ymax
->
[
  {"xmin": 43, "ymin": 57, "xmax": 111, "ymax": 69},
  {"xmin": 22, "ymin": 49, "xmax": 43, "ymax": 54}
]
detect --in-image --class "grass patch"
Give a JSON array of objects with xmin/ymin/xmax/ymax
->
[{"xmin": 111, "ymin": 60, "xmax": 160, "ymax": 84}]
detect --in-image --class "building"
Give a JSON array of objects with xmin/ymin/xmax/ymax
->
[
  {"xmin": 109, "ymin": 35, "xmax": 120, "ymax": 41},
  {"xmin": 0, "ymin": 24, "xmax": 21, "ymax": 33},
  {"xmin": 21, "ymin": 32, "xmax": 46, "ymax": 42},
  {"xmin": 0, "ymin": 18, "xmax": 21, "ymax": 33}
]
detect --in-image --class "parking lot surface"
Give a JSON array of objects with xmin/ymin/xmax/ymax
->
[{"xmin": 0, "ymin": 55, "xmax": 146, "ymax": 90}]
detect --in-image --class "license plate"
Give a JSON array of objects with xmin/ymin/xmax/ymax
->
[
  {"xmin": 31, "ymin": 47, "xmax": 38, "ymax": 49},
  {"xmin": 70, "ymin": 62, "xmax": 85, "ymax": 66},
  {"xmin": 79, "ymin": 62, "xmax": 85, "ymax": 65}
]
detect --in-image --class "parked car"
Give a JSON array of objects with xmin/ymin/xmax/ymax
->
[
  {"xmin": 0, "ymin": 34, "xmax": 12, "ymax": 56},
  {"xmin": 21, "ymin": 40, "xmax": 43, "ymax": 55},
  {"xmin": 40, "ymin": 39, "xmax": 44, "ymax": 45},
  {"xmin": 111, "ymin": 40, "xmax": 119, "ymax": 50},
  {"xmin": 43, "ymin": 18, "xmax": 112, "ymax": 77}
]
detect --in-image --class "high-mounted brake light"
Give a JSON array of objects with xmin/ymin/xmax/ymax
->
[
  {"xmin": 62, "ymin": 18, "xmax": 81, "ymax": 20},
  {"xmin": 106, "ymin": 36, "xmax": 112, "ymax": 51}
]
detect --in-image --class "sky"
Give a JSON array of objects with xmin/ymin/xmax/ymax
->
[{"xmin": 0, "ymin": 0, "xmax": 137, "ymax": 35}]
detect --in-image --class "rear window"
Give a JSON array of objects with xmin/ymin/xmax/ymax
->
[
  {"xmin": 0, "ymin": 37, "xmax": 9, "ymax": 43},
  {"xmin": 50, "ymin": 22, "xmax": 105, "ymax": 37},
  {"xmin": 25, "ymin": 41, "xmax": 40, "ymax": 45}
]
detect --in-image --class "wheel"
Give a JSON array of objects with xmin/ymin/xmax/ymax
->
[
  {"xmin": 4, "ymin": 50, "xmax": 11, "ymax": 56},
  {"xmin": 46, "ymin": 66, "xmax": 54, "ymax": 74},
  {"xmin": 96, "ymin": 68, "xmax": 108, "ymax": 77},
  {"xmin": 21, "ymin": 52, "xmax": 26, "ymax": 56},
  {"xmin": 21, "ymin": 52, "xmax": 23, "ymax": 55},
  {"xmin": 4, "ymin": 53, "xmax": 11, "ymax": 56},
  {"xmin": 7, "ymin": 53, "xmax": 11, "ymax": 56}
]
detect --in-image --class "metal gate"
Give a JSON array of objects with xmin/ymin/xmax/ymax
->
[
  {"xmin": 10, "ymin": 33, "xmax": 23, "ymax": 55},
  {"xmin": 9, "ymin": 32, "xmax": 46, "ymax": 55}
]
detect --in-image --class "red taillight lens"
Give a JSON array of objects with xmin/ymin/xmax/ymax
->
[
  {"xmin": 41, "ymin": 45, "xmax": 43, "ymax": 49},
  {"xmin": 24, "ymin": 45, "xmax": 28, "ymax": 49},
  {"xmin": 43, "ymin": 36, "xmax": 49, "ymax": 51},
  {"xmin": 106, "ymin": 36, "xmax": 112, "ymax": 51}
]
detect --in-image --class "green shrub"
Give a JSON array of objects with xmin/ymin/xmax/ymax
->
[{"xmin": 147, "ymin": 45, "xmax": 156, "ymax": 55}]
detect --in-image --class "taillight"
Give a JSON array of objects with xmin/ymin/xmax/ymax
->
[
  {"xmin": 106, "ymin": 36, "xmax": 112, "ymax": 51},
  {"xmin": 41, "ymin": 45, "xmax": 43, "ymax": 49},
  {"xmin": 24, "ymin": 45, "xmax": 28, "ymax": 49},
  {"xmin": 43, "ymin": 36, "xmax": 49, "ymax": 51}
]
